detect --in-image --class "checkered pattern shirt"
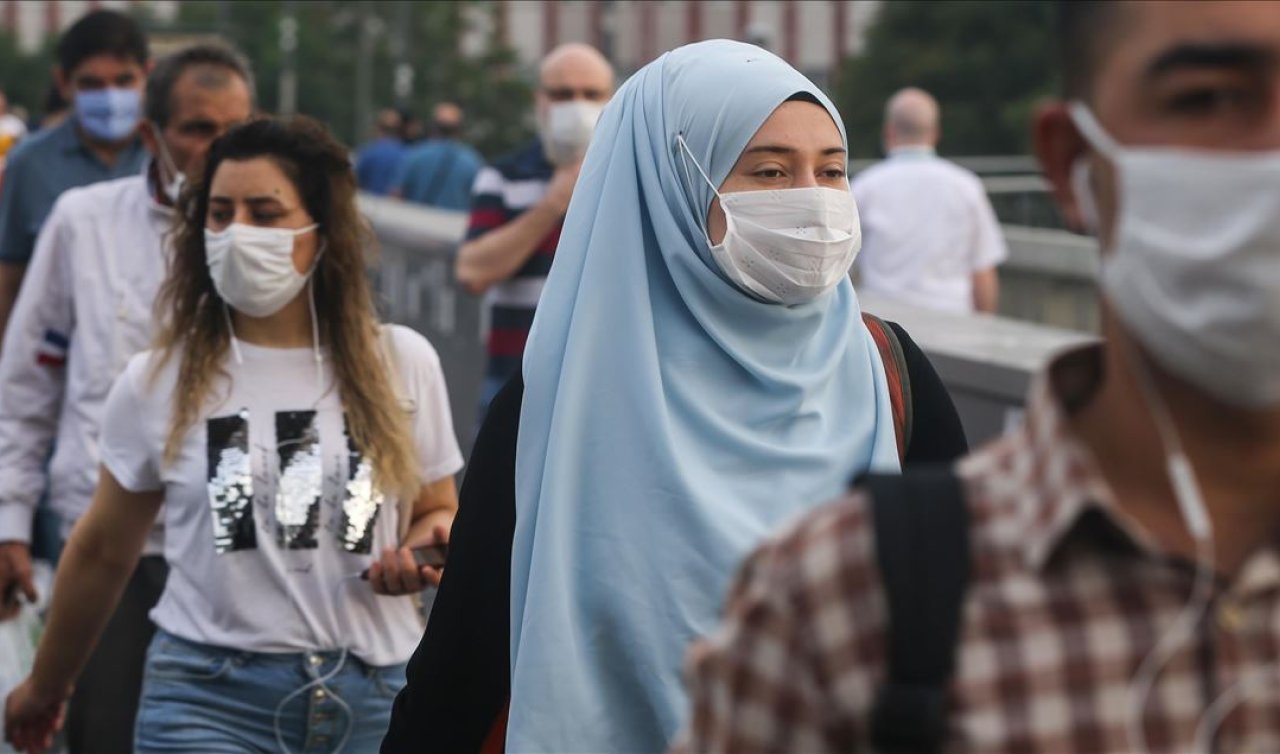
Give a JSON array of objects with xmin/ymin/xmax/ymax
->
[{"xmin": 675, "ymin": 344, "xmax": 1280, "ymax": 754}]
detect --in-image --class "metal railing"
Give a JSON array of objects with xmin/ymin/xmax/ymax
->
[{"xmin": 360, "ymin": 193, "xmax": 1098, "ymax": 445}]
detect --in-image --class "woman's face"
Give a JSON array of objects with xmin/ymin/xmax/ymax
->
[
  {"xmin": 706, "ymin": 101, "xmax": 848, "ymax": 245},
  {"xmin": 206, "ymin": 156, "xmax": 320, "ymax": 274}
]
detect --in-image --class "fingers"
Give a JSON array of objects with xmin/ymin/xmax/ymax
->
[
  {"xmin": 18, "ymin": 571, "xmax": 36, "ymax": 605},
  {"xmin": 420, "ymin": 565, "xmax": 444, "ymax": 588},
  {"xmin": 367, "ymin": 548, "xmax": 427, "ymax": 596},
  {"xmin": 431, "ymin": 524, "xmax": 450, "ymax": 546}
]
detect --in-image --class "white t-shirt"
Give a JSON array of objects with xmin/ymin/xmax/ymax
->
[
  {"xmin": 100, "ymin": 325, "xmax": 464, "ymax": 666},
  {"xmin": 852, "ymin": 148, "xmax": 1008, "ymax": 314}
]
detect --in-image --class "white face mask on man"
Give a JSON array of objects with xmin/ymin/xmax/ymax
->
[
  {"xmin": 678, "ymin": 134, "xmax": 861, "ymax": 306},
  {"xmin": 539, "ymin": 101, "xmax": 604, "ymax": 166},
  {"xmin": 1070, "ymin": 102, "xmax": 1280, "ymax": 409},
  {"xmin": 204, "ymin": 223, "xmax": 319, "ymax": 318}
]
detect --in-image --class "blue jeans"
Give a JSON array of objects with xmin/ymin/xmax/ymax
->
[{"xmin": 134, "ymin": 630, "xmax": 407, "ymax": 753}]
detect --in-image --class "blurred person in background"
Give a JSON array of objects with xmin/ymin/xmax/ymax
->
[
  {"xmin": 852, "ymin": 87, "xmax": 1007, "ymax": 314},
  {"xmin": 0, "ymin": 10, "xmax": 150, "ymax": 346},
  {"xmin": 454, "ymin": 42, "xmax": 613, "ymax": 424},
  {"xmin": 355, "ymin": 108, "xmax": 407, "ymax": 196},
  {"xmin": 390, "ymin": 102, "xmax": 482, "ymax": 212},
  {"xmin": 384, "ymin": 40, "xmax": 968, "ymax": 754},
  {"xmin": 0, "ymin": 44, "xmax": 255, "ymax": 754},
  {"xmin": 399, "ymin": 109, "xmax": 425, "ymax": 145},
  {"xmin": 0, "ymin": 89, "xmax": 29, "ymax": 161},
  {"xmin": 676, "ymin": 2, "xmax": 1280, "ymax": 752},
  {"xmin": 5, "ymin": 116, "xmax": 463, "ymax": 754}
]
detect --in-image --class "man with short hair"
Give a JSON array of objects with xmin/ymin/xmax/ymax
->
[
  {"xmin": 0, "ymin": 44, "xmax": 254, "ymax": 752},
  {"xmin": 676, "ymin": 2, "xmax": 1280, "ymax": 751},
  {"xmin": 391, "ymin": 102, "xmax": 484, "ymax": 211},
  {"xmin": 0, "ymin": 10, "xmax": 151, "ymax": 345},
  {"xmin": 356, "ymin": 108, "xmax": 407, "ymax": 196},
  {"xmin": 853, "ymin": 87, "xmax": 1007, "ymax": 314},
  {"xmin": 455, "ymin": 43, "xmax": 614, "ymax": 421}
]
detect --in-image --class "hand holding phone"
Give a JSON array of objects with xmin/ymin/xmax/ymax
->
[{"xmin": 360, "ymin": 543, "xmax": 447, "ymax": 581}]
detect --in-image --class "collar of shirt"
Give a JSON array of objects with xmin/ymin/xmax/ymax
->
[
  {"xmin": 990, "ymin": 344, "xmax": 1280, "ymax": 600},
  {"xmin": 54, "ymin": 115, "xmax": 147, "ymax": 169},
  {"xmin": 888, "ymin": 145, "xmax": 936, "ymax": 159}
]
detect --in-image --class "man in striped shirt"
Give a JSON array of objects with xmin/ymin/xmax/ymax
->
[
  {"xmin": 675, "ymin": 2, "xmax": 1280, "ymax": 752},
  {"xmin": 455, "ymin": 43, "xmax": 614, "ymax": 421}
]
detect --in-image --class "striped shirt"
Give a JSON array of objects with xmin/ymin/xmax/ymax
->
[
  {"xmin": 676, "ymin": 344, "xmax": 1280, "ymax": 754},
  {"xmin": 466, "ymin": 139, "xmax": 560, "ymax": 389}
]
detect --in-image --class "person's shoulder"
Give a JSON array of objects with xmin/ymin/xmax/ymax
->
[
  {"xmin": 3, "ymin": 121, "xmax": 65, "ymax": 168},
  {"xmin": 45, "ymin": 174, "xmax": 145, "ymax": 225},
  {"xmin": 490, "ymin": 139, "xmax": 549, "ymax": 179},
  {"xmin": 741, "ymin": 488, "xmax": 880, "ymax": 605},
  {"xmin": 851, "ymin": 160, "xmax": 891, "ymax": 190},
  {"xmin": 383, "ymin": 323, "xmax": 442, "ymax": 370}
]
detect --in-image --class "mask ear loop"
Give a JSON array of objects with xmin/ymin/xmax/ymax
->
[
  {"xmin": 675, "ymin": 134, "xmax": 721, "ymax": 244},
  {"xmin": 1122, "ymin": 338, "xmax": 1216, "ymax": 754},
  {"xmin": 308, "ymin": 238, "xmax": 327, "ymax": 389},
  {"xmin": 222, "ymin": 304, "xmax": 244, "ymax": 366}
]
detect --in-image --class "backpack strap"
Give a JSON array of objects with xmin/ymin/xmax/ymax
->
[
  {"xmin": 862, "ymin": 313, "xmax": 914, "ymax": 461},
  {"xmin": 863, "ymin": 468, "xmax": 971, "ymax": 754}
]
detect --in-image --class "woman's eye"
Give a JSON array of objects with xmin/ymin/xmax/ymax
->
[
  {"xmin": 821, "ymin": 169, "xmax": 847, "ymax": 179},
  {"xmin": 208, "ymin": 212, "xmax": 230, "ymax": 224},
  {"xmin": 254, "ymin": 213, "xmax": 284, "ymax": 224},
  {"xmin": 753, "ymin": 169, "xmax": 785, "ymax": 179}
]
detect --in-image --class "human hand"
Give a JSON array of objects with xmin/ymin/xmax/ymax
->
[
  {"xmin": 367, "ymin": 521, "xmax": 452, "ymax": 595},
  {"xmin": 0, "ymin": 543, "xmax": 36, "ymax": 621},
  {"xmin": 541, "ymin": 160, "xmax": 584, "ymax": 216},
  {"xmin": 4, "ymin": 677, "xmax": 67, "ymax": 754}
]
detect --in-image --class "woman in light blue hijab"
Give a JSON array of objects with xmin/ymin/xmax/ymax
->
[
  {"xmin": 509, "ymin": 40, "xmax": 903, "ymax": 752},
  {"xmin": 382, "ymin": 38, "xmax": 969, "ymax": 754}
]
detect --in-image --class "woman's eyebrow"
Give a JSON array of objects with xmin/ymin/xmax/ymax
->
[{"xmin": 743, "ymin": 144, "xmax": 847, "ymax": 155}]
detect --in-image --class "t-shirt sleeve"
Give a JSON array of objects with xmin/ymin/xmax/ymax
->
[
  {"xmin": 392, "ymin": 326, "xmax": 464, "ymax": 483},
  {"xmin": 99, "ymin": 356, "xmax": 164, "ymax": 492},
  {"xmin": 967, "ymin": 176, "xmax": 1008, "ymax": 271},
  {"xmin": 0, "ymin": 150, "xmax": 35, "ymax": 264}
]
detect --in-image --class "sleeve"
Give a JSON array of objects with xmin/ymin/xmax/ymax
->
[
  {"xmin": 0, "ymin": 148, "xmax": 35, "ymax": 264},
  {"xmin": 464, "ymin": 166, "xmax": 509, "ymax": 242},
  {"xmin": 675, "ymin": 539, "xmax": 842, "ymax": 754},
  {"xmin": 888, "ymin": 322, "xmax": 970, "ymax": 464},
  {"xmin": 397, "ymin": 327, "xmax": 464, "ymax": 483},
  {"xmin": 0, "ymin": 200, "xmax": 75, "ymax": 541},
  {"xmin": 967, "ymin": 177, "xmax": 1008, "ymax": 272},
  {"xmin": 382, "ymin": 374, "xmax": 523, "ymax": 754},
  {"xmin": 98, "ymin": 357, "xmax": 164, "ymax": 493}
]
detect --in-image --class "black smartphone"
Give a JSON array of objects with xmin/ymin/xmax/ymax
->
[{"xmin": 359, "ymin": 543, "xmax": 448, "ymax": 580}]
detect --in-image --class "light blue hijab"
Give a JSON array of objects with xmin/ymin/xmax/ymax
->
[{"xmin": 510, "ymin": 40, "xmax": 901, "ymax": 752}]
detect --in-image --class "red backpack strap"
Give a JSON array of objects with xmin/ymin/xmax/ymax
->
[
  {"xmin": 480, "ymin": 701, "xmax": 509, "ymax": 754},
  {"xmin": 862, "ymin": 313, "xmax": 914, "ymax": 462}
]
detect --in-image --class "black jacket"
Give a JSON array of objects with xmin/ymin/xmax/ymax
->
[{"xmin": 381, "ymin": 322, "xmax": 968, "ymax": 753}]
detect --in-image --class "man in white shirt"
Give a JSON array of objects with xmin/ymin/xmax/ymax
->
[
  {"xmin": 852, "ymin": 87, "xmax": 1007, "ymax": 314},
  {"xmin": 0, "ymin": 44, "xmax": 254, "ymax": 753}
]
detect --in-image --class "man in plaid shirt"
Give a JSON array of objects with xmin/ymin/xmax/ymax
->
[{"xmin": 676, "ymin": 2, "xmax": 1280, "ymax": 752}]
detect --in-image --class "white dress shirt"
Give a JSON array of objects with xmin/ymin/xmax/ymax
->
[
  {"xmin": 852, "ymin": 147, "xmax": 1008, "ymax": 314},
  {"xmin": 0, "ymin": 172, "xmax": 169, "ymax": 552}
]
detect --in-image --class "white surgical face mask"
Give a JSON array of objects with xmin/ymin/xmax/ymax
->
[
  {"xmin": 1070, "ymin": 102, "xmax": 1280, "ymax": 408},
  {"xmin": 678, "ymin": 134, "xmax": 861, "ymax": 305},
  {"xmin": 205, "ymin": 223, "xmax": 319, "ymax": 318},
  {"xmin": 540, "ymin": 101, "xmax": 603, "ymax": 165}
]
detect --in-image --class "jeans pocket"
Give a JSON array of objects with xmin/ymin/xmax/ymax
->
[
  {"xmin": 369, "ymin": 662, "xmax": 408, "ymax": 700},
  {"xmin": 145, "ymin": 635, "xmax": 232, "ymax": 682}
]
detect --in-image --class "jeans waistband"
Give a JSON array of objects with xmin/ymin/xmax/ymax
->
[{"xmin": 152, "ymin": 629, "xmax": 398, "ymax": 673}]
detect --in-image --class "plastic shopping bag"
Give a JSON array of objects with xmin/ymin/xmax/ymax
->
[{"xmin": 0, "ymin": 561, "xmax": 55, "ymax": 754}]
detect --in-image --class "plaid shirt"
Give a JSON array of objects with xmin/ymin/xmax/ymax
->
[{"xmin": 676, "ymin": 344, "xmax": 1280, "ymax": 754}]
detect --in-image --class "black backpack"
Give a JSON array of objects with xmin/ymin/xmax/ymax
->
[{"xmin": 861, "ymin": 468, "xmax": 972, "ymax": 754}]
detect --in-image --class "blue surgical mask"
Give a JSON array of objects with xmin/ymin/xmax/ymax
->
[{"xmin": 74, "ymin": 88, "xmax": 141, "ymax": 142}]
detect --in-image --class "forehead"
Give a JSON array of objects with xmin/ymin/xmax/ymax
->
[
  {"xmin": 209, "ymin": 157, "xmax": 300, "ymax": 203},
  {"xmin": 745, "ymin": 101, "xmax": 842, "ymax": 148},
  {"xmin": 169, "ymin": 70, "xmax": 253, "ymax": 120},
  {"xmin": 1097, "ymin": 1, "xmax": 1280, "ymax": 80},
  {"xmin": 541, "ymin": 56, "xmax": 611, "ymax": 88},
  {"xmin": 70, "ymin": 53, "xmax": 145, "ymax": 80}
]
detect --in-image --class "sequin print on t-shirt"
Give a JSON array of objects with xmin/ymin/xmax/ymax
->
[{"xmin": 205, "ymin": 410, "xmax": 257, "ymax": 553}]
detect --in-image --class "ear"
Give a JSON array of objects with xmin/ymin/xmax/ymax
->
[
  {"xmin": 1033, "ymin": 100, "xmax": 1089, "ymax": 232},
  {"xmin": 137, "ymin": 119, "xmax": 159, "ymax": 156},
  {"xmin": 53, "ymin": 65, "xmax": 71, "ymax": 103}
]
